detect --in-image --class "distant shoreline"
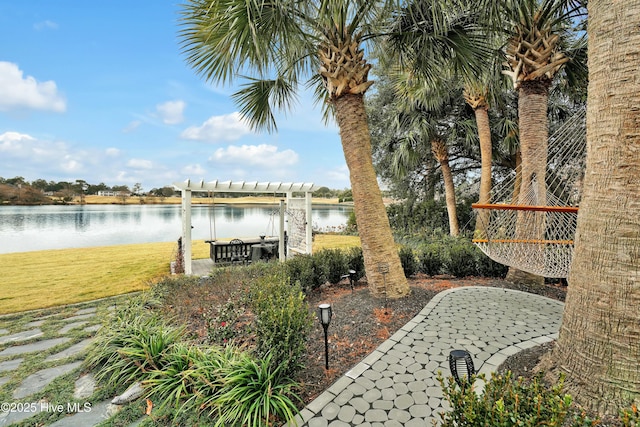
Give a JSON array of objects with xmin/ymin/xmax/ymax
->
[{"xmin": 71, "ymin": 195, "xmax": 345, "ymax": 206}]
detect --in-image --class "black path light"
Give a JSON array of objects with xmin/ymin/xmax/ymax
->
[
  {"xmin": 449, "ymin": 349, "xmax": 476, "ymax": 389},
  {"xmin": 318, "ymin": 303, "xmax": 332, "ymax": 370},
  {"xmin": 341, "ymin": 269, "xmax": 357, "ymax": 292}
]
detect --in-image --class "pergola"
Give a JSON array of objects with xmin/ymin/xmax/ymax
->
[{"xmin": 172, "ymin": 179, "xmax": 318, "ymax": 274}]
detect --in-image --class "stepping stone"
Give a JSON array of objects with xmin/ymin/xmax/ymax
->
[
  {"xmin": 62, "ymin": 313, "xmax": 95, "ymax": 322},
  {"xmin": 58, "ymin": 321, "xmax": 89, "ymax": 335},
  {"xmin": 74, "ymin": 373, "xmax": 96, "ymax": 399},
  {"xmin": 26, "ymin": 320, "xmax": 45, "ymax": 328},
  {"xmin": 0, "ymin": 358, "xmax": 23, "ymax": 372},
  {"xmin": 0, "ymin": 337, "xmax": 71, "ymax": 357},
  {"xmin": 13, "ymin": 361, "xmax": 82, "ymax": 399},
  {"xmin": 47, "ymin": 400, "xmax": 115, "ymax": 427},
  {"xmin": 45, "ymin": 338, "xmax": 95, "ymax": 362},
  {"xmin": 0, "ymin": 329, "xmax": 8, "ymax": 336},
  {"xmin": 0, "ymin": 328, "xmax": 43, "ymax": 345},
  {"xmin": 0, "ymin": 376, "xmax": 9, "ymax": 387},
  {"xmin": 75, "ymin": 307, "xmax": 97, "ymax": 315},
  {"xmin": 0, "ymin": 402, "xmax": 42, "ymax": 426},
  {"xmin": 84, "ymin": 324, "xmax": 102, "ymax": 333}
]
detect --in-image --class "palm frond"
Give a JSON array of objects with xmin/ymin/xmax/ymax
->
[{"xmin": 231, "ymin": 76, "xmax": 298, "ymax": 132}]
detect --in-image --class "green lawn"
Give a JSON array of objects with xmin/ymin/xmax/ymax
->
[{"xmin": 0, "ymin": 234, "xmax": 360, "ymax": 314}]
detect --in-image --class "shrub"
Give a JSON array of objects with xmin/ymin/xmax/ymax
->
[
  {"xmin": 398, "ymin": 245, "xmax": 418, "ymax": 277},
  {"xmin": 84, "ymin": 297, "xmax": 184, "ymax": 391},
  {"xmin": 314, "ymin": 248, "xmax": 348, "ymax": 284},
  {"xmin": 206, "ymin": 297, "xmax": 250, "ymax": 346},
  {"xmin": 447, "ymin": 242, "xmax": 478, "ymax": 278},
  {"xmin": 475, "ymin": 247, "xmax": 509, "ymax": 278},
  {"xmin": 438, "ymin": 371, "xmax": 592, "ymax": 427},
  {"xmin": 417, "ymin": 242, "xmax": 445, "ymax": 276},
  {"xmin": 345, "ymin": 246, "xmax": 365, "ymax": 281},
  {"xmin": 248, "ymin": 270, "xmax": 313, "ymax": 378},
  {"xmin": 212, "ymin": 352, "xmax": 300, "ymax": 427},
  {"xmin": 285, "ymin": 253, "xmax": 324, "ymax": 292}
]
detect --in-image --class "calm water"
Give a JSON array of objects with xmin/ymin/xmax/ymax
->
[{"xmin": 0, "ymin": 204, "xmax": 352, "ymax": 254}]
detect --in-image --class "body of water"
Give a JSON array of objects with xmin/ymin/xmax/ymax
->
[{"xmin": 0, "ymin": 204, "xmax": 352, "ymax": 254}]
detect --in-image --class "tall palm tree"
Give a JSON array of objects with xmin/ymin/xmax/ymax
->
[
  {"xmin": 179, "ymin": 0, "xmax": 410, "ymax": 298},
  {"xmin": 481, "ymin": 0, "xmax": 586, "ymax": 285},
  {"xmin": 545, "ymin": 0, "xmax": 640, "ymax": 415},
  {"xmin": 384, "ymin": 0, "xmax": 504, "ymax": 239}
]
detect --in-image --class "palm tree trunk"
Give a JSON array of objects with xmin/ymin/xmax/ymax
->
[
  {"xmin": 431, "ymin": 139, "xmax": 459, "ymax": 236},
  {"xmin": 333, "ymin": 93, "xmax": 409, "ymax": 299},
  {"xmin": 505, "ymin": 80, "xmax": 549, "ymax": 286},
  {"xmin": 544, "ymin": 0, "xmax": 640, "ymax": 415},
  {"xmin": 474, "ymin": 105, "xmax": 492, "ymax": 239}
]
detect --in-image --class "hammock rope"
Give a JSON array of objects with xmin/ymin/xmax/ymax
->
[{"xmin": 473, "ymin": 108, "xmax": 586, "ymax": 278}]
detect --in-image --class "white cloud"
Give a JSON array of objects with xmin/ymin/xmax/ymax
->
[
  {"xmin": 156, "ymin": 100, "xmax": 185, "ymax": 125},
  {"xmin": 0, "ymin": 131, "xmax": 35, "ymax": 150},
  {"xmin": 34, "ymin": 20, "xmax": 59, "ymax": 31},
  {"xmin": 181, "ymin": 164, "xmax": 207, "ymax": 176},
  {"xmin": 105, "ymin": 147, "xmax": 121, "ymax": 157},
  {"xmin": 122, "ymin": 120, "xmax": 141, "ymax": 133},
  {"xmin": 325, "ymin": 165, "xmax": 350, "ymax": 182},
  {"xmin": 181, "ymin": 112, "xmax": 252, "ymax": 142},
  {"xmin": 0, "ymin": 62, "xmax": 66, "ymax": 113},
  {"xmin": 211, "ymin": 144, "xmax": 298, "ymax": 168},
  {"xmin": 127, "ymin": 158, "xmax": 153, "ymax": 169},
  {"xmin": 0, "ymin": 132, "xmax": 90, "ymax": 177}
]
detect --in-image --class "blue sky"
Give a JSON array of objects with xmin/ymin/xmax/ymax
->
[{"xmin": 0, "ymin": 1, "xmax": 350, "ymax": 192}]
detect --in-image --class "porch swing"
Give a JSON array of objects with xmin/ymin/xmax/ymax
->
[
  {"xmin": 203, "ymin": 188, "xmax": 283, "ymax": 264},
  {"xmin": 472, "ymin": 108, "xmax": 586, "ymax": 278}
]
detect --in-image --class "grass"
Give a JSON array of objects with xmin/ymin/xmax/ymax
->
[{"xmin": 0, "ymin": 234, "xmax": 360, "ymax": 315}]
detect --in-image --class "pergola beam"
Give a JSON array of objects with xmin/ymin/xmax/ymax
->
[{"xmin": 173, "ymin": 180, "xmax": 317, "ymax": 194}]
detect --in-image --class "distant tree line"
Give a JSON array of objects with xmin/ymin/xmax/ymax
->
[
  {"xmin": 0, "ymin": 176, "xmax": 352, "ymax": 206},
  {"xmin": 0, "ymin": 176, "xmax": 179, "ymax": 205}
]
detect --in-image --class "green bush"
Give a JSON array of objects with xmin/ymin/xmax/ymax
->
[
  {"xmin": 212, "ymin": 352, "xmax": 300, "ymax": 427},
  {"xmin": 285, "ymin": 253, "xmax": 324, "ymax": 292},
  {"xmin": 315, "ymin": 248, "xmax": 349, "ymax": 284},
  {"xmin": 248, "ymin": 270, "xmax": 313, "ymax": 378},
  {"xmin": 475, "ymin": 246, "xmax": 509, "ymax": 278},
  {"xmin": 398, "ymin": 245, "xmax": 418, "ymax": 277},
  {"xmin": 417, "ymin": 242, "xmax": 445, "ymax": 276},
  {"xmin": 84, "ymin": 297, "xmax": 184, "ymax": 391},
  {"xmin": 345, "ymin": 246, "xmax": 365, "ymax": 281},
  {"xmin": 438, "ymin": 371, "xmax": 592, "ymax": 427},
  {"xmin": 145, "ymin": 344, "xmax": 300, "ymax": 426},
  {"xmin": 447, "ymin": 242, "xmax": 478, "ymax": 277},
  {"xmin": 206, "ymin": 297, "xmax": 250, "ymax": 346}
]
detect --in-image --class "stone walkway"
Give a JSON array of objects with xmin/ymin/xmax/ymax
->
[
  {"xmin": 289, "ymin": 286, "xmax": 564, "ymax": 427},
  {"xmin": 0, "ymin": 301, "xmax": 144, "ymax": 427},
  {"xmin": 0, "ymin": 286, "xmax": 564, "ymax": 427}
]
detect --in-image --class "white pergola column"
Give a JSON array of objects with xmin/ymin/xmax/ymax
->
[
  {"xmin": 181, "ymin": 188, "xmax": 192, "ymax": 274},
  {"xmin": 305, "ymin": 191, "xmax": 313, "ymax": 254}
]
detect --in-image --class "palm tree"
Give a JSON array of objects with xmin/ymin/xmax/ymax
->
[
  {"xmin": 178, "ymin": 0, "xmax": 410, "ymax": 298},
  {"xmin": 545, "ymin": 0, "xmax": 640, "ymax": 415},
  {"xmin": 481, "ymin": 0, "xmax": 586, "ymax": 285},
  {"xmin": 384, "ymin": 0, "xmax": 506, "ymax": 239},
  {"xmin": 389, "ymin": 75, "xmax": 471, "ymax": 237}
]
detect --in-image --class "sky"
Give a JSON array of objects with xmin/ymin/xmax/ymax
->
[{"xmin": 0, "ymin": 1, "xmax": 351, "ymax": 192}]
